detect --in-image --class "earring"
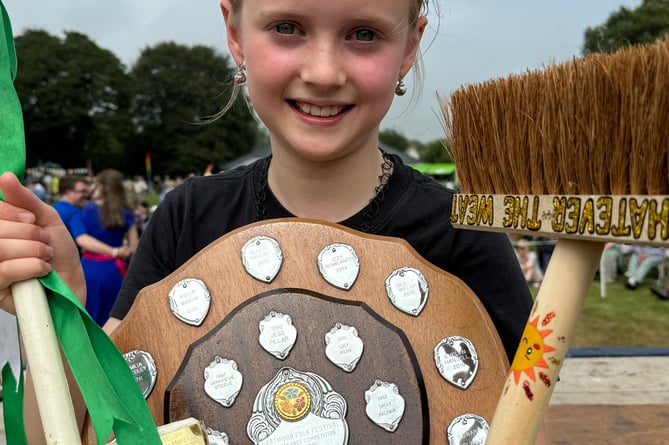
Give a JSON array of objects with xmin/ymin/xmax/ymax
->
[
  {"xmin": 395, "ymin": 78, "xmax": 407, "ymax": 96},
  {"xmin": 233, "ymin": 61, "xmax": 247, "ymax": 85}
]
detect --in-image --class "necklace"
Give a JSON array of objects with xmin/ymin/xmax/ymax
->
[{"xmin": 255, "ymin": 151, "xmax": 393, "ymax": 233}]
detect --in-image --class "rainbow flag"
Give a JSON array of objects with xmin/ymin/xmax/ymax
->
[{"xmin": 145, "ymin": 151, "xmax": 152, "ymax": 182}]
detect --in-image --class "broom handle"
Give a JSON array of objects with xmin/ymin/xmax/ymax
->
[
  {"xmin": 486, "ymin": 238, "xmax": 604, "ymax": 445},
  {"xmin": 13, "ymin": 278, "xmax": 82, "ymax": 445}
]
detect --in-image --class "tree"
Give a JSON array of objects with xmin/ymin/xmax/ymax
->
[
  {"xmin": 379, "ymin": 128, "xmax": 410, "ymax": 152},
  {"xmin": 421, "ymin": 139, "xmax": 453, "ymax": 163},
  {"xmin": 14, "ymin": 30, "xmax": 132, "ymax": 169},
  {"xmin": 130, "ymin": 42, "xmax": 259, "ymax": 176},
  {"xmin": 582, "ymin": 0, "xmax": 669, "ymax": 55}
]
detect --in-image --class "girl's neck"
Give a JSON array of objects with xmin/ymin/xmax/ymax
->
[{"xmin": 267, "ymin": 146, "xmax": 390, "ymax": 222}]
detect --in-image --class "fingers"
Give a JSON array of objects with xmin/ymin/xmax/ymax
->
[
  {"xmin": 0, "ymin": 172, "xmax": 60, "ymax": 227},
  {"xmin": 0, "ymin": 257, "xmax": 53, "ymax": 315},
  {"xmin": 0, "ymin": 257, "xmax": 52, "ymax": 289},
  {"xmin": 0, "ymin": 216, "xmax": 51, "ymax": 244},
  {"xmin": 118, "ymin": 246, "xmax": 132, "ymax": 260}
]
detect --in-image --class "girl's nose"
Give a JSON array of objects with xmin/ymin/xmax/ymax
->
[{"xmin": 300, "ymin": 41, "xmax": 346, "ymax": 88}]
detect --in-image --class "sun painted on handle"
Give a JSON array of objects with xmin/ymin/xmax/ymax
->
[{"xmin": 510, "ymin": 316, "xmax": 555, "ymax": 385}]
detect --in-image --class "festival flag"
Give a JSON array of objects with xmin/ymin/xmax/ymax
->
[
  {"xmin": 145, "ymin": 151, "xmax": 152, "ymax": 182},
  {"xmin": 0, "ymin": 3, "xmax": 161, "ymax": 444}
]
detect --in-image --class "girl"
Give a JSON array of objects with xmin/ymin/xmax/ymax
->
[{"xmin": 0, "ymin": 0, "xmax": 538, "ymax": 442}]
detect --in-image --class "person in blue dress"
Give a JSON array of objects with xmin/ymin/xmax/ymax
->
[{"xmin": 71, "ymin": 168, "xmax": 137, "ymax": 325}]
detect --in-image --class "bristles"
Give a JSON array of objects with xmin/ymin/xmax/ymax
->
[{"xmin": 441, "ymin": 36, "xmax": 669, "ymax": 195}]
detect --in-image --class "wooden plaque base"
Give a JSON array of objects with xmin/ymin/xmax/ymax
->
[{"xmin": 83, "ymin": 218, "xmax": 509, "ymax": 444}]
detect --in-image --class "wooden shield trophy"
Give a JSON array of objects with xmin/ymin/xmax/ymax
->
[{"xmin": 84, "ymin": 218, "xmax": 509, "ymax": 444}]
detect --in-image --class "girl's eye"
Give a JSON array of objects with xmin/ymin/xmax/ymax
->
[
  {"xmin": 353, "ymin": 28, "xmax": 378, "ymax": 42},
  {"xmin": 273, "ymin": 23, "xmax": 298, "ymax": 35}
]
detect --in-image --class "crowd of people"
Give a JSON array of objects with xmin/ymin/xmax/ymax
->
[
  {"xmin": 26, "ymin": 170, "xmax": 169, "ymax": 325},
  {"xmin": 512, "ymin": 236, "xmax": 668, "ymax": 299}
]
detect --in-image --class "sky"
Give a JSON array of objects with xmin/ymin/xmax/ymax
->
[{"xmin": 4, "ymin": 0, "xmax": 642, "ymax": 144}]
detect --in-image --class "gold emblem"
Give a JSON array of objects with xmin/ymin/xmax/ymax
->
[{"xmin": 274, "ymin": 382, "xmax": 311, "ymax": 421}]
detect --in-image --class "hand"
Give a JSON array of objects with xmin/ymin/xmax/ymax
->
[
  {"xmin": 117, "ymin": 245, "xmax": 133, "ymax": 261},
  {"xmin": 0, "ymin": 172, "xmax": 85, "ymax": 314}
]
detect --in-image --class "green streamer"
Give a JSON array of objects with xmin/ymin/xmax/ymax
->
[
  {"xmin": 2, "ymin": 362, "xmax": 27, "ymax": 445},
  {"xmin": 1, "ymin": 2, "xmax": 161, "ymax": 443}
]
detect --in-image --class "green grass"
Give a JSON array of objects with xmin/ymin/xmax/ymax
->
[{"xmin": 529, "ymin": 277, "xmax": 669, "ymax": 348}]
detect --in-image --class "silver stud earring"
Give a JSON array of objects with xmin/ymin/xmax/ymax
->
[
  {"xmin": 395, "ymin": 78, "xmax": 407, "ymax": 96},
  {"xmin": 233, "ymin": 62, "xmax": 247, "ymax": 85}
]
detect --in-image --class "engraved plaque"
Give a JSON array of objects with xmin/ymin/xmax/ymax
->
[
  {"xmin": 447, "ymin": 413, "xmax": 489, "ymax": 445},
  {"xmin": 385, "ymin": 267, "xmax": 429, "ymax": 316},
  {"xmin": 206, "ymin": 428, "xmax": 230, "ymax": 445},
  {"xmin": 434, "ymin": 336, "xmax": 479, "ymax": 390},
  {"xmin": 168, "ymin": 278, "xmax": 211, "ymax": 326},
  {"xmin": 325, "ymin": 323, "xmax": 364, "ymax": 372},
  {"xmin": 247, "ymin": 367, "xmax": 349, "ymax": 445},
  {"xmin": 123, "ymin": 350, "xmax": 157, "ymax": 399},
  {"xmin": 203, "ymin": 356, "xmax": 243, "ymax": 408},
  {"xmin": 241, "ymin": 236, "xmax": 283, "ymax": 283},
  {"xmin": 258, "ymin": 311, "xmax": 298, "ymax": 360},
  {"xmin": 317, "ymin": 243, "xmax": 360, "ymax": 290},
  {"xmin": 364, "ymin": 380, "xmax": 405, "ymax": 433}
]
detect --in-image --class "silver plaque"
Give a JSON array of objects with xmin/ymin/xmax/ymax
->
[
  {"xmin": 168, "ymin": 278, "xmax": 211, "ymax": 326},
  {"xmin": 385, "ymin": 267, "xmax": 429, "ymax": 316},
  {"xmin": 123, "ymin": 350, "xmax": 157, "ymax": 399},
  {"xmin": 325, "ymin": 323, "xmax": 364, "ymax": 372},
  {"xmin": 203, "ymin": 356, "xmax": 243, "ymax": 408},
  {"xmin": 447, "ymin": 413, "xmax": 489, "ymax": 445},
  {"xmin": 241, "ymin": 236, "xmax": 283, "ymax": 283},
  {"xmin": 247, "ymin": 367, "xmax": 349, "ymax": 445},
  {"xmin": 206, "ymin": 428, "xmax": 230, "ymax": 445},
  {"xmin": 258, "ymin": 311, "xmax": 297, "ymax": 360},
  {"xmin": 364, "ymin": 380, "xmax": 405, "ymax": 433},
  {"xmin": 317, "ymin": 243, "xmax": 359, "ymax": 290},
  {"xmin": 434, "ymin": 336, "xmax": 479, "ymax": 390}
]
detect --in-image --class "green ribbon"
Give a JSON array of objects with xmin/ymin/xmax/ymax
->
[{"xmin": 1, "ymin": 2, "xmax": 161, "ymax": 444}]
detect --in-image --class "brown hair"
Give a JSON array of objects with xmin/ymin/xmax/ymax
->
[
  {"xmin": 58, "ymin": 175, "xmax": 88, "ymax": 194},
  {"xmin": 95, "ymin": 169, "xmax": 131, "ymax": 229}
]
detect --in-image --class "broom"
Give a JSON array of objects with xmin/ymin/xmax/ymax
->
[{"xmin": 440, "ymin": 36, "xmax": 669, "ymax": 444}]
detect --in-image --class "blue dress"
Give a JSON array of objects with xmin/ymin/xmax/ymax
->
[
  {"xmin": 71, "ymin": 201, "xmax": 135, "ymax": 326},
  {"xmin": 52, "ymin": 200, "xmax": 81, "ymax": 240}
]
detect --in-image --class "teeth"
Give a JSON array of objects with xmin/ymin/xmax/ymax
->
[{"xmin": 297, "ymin": 102, "xmax": 343, "ymax": 117}]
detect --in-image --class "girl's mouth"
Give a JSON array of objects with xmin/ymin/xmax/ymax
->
[{"xmin": 291, "ymin": 101, "xmax": 352, "ymax": 118}]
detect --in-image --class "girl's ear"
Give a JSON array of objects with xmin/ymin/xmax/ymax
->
[
  {"xmin": 399, "ymin": 15, "xmax": 428, "ymax": 77},
  {"xmin": 220, "ymin": 0, "xmax": 244, "ymax": 65}
]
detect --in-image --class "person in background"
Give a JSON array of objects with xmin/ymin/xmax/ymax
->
[
  {"xmin": 515, "ymin": 238, "xmax": 543, "ymax": 287},
  {"xmin": 71, "ymin": 169, "xmax": 137, "ymax": 325},
  {"xmin": 625, "ymin": 245, "xmax": 666, "ymax": 290},
  {"xmin": 534, "ymin": 236, "xmax": 556, "ymax": 275},
  {"xmin": 652, "ymin": 284, "xmax": 669, "ymax": 300},
  {"xmin": 52, "ymin": 175, "xmax": 90, "ymax": 239}
]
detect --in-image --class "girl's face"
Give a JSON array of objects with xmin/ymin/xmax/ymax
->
[{"xmin": 221, "ymin": 0, "xmax": 426, "ymax": 162}]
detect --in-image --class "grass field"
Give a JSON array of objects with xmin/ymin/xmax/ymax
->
[{"xmin": 530, "ymin": 276, "xmax": 669, "ymax": 348}]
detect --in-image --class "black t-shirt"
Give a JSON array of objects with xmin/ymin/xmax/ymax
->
[{"xmin": 111, "ymin": 154, "xmax": 532, "ymax": 361}]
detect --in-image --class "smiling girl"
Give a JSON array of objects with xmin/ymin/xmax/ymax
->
[{"xmin": 0, "ymin": 0, "xmax": 537, "ymax": 443}]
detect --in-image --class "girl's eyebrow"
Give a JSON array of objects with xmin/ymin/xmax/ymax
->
[{"xmin": 256, "ymin": 9, "xmax": 401, "ymax": 30}]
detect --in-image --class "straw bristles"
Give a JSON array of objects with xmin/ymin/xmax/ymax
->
[{"xmin": 441, "ymin": 36, "xmax": 669, "ymax": 195}]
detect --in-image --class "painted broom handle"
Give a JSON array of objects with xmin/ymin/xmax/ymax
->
[
  {"xmin": 486, "ymin": 238, "xmax": 604, "ymax": 445},
  {"xmin": 13, "ymin": 278, "xmax": 82, "ymax": 444}
]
